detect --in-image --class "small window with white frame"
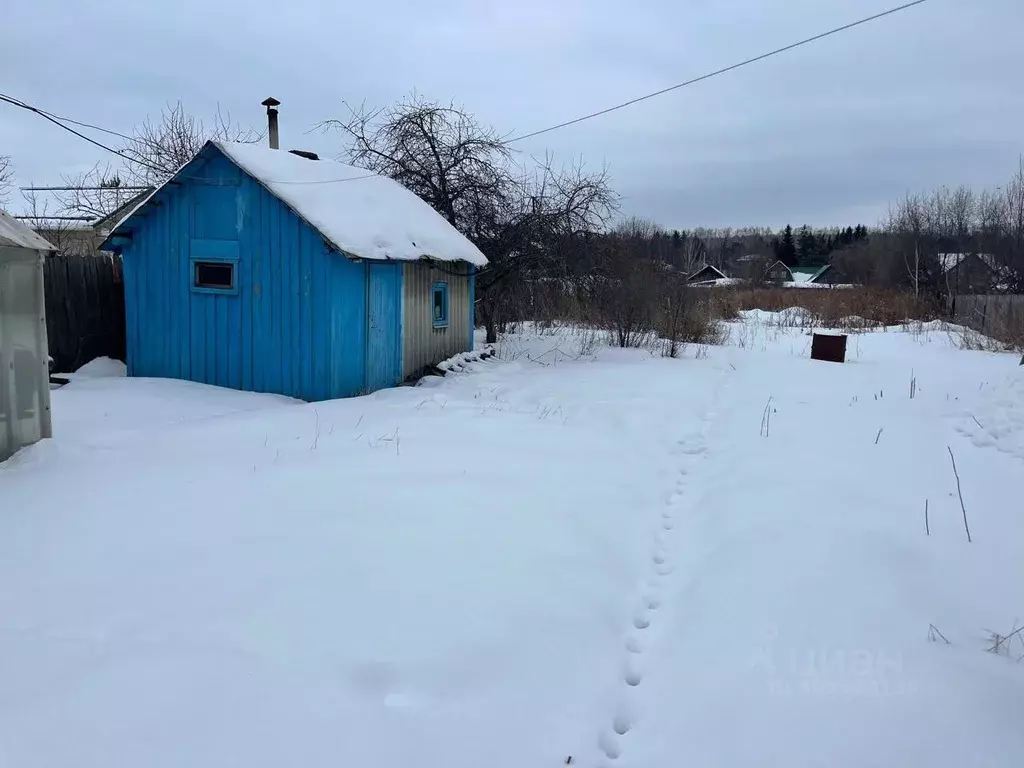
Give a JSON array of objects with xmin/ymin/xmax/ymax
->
[{"xmin": 432, "ymin": 281, "xmax": 449, "ymax": 328}]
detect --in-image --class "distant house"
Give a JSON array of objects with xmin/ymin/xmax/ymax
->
[
  {"xmin": 27, "ymin": 190, "xmax": 152, "ymax": 259},
  {"xmin": 790, "ymin": 264, "xmax": 834, "ymax": 286},
  {"xmin": 757, "ymin": 261, "xmax": 836, "ymax": 287},
  {"xmin": 686, "ymin": 264, "xmax": 729, "ymax": 284},
  {"xmin": 764, "ymin": 260, "xmax": 794, "ymax": 284},
  {"xmin": 29, "ymin": 224, "xmax": 103, "ymax": 259},
  {"xmin": 938, "ymin": 253, "xmax": 1007, "ymax": 294},
  {"xmin": 1, "ymin": 211, "xmax": 55, "ymax": 461},
  {"xmin": 101, "ymin": 141, "xmax": 487, "ymax": 401}
]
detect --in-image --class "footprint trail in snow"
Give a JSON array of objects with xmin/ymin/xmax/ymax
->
[{"xmin": 594, "ymin": 373, "xmax": 727, "ymax": 766}]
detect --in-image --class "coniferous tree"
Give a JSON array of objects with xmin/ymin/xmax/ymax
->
[
  {"xmin": 777, "ymin": 224, "xmax": 798, "ymax": 266},
  {"xmin": 796, "ymin": 225, "xmax": 817, "ymax": 264}
]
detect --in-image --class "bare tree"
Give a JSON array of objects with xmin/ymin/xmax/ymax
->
[
  {"xmin": 945, "ymin": 185, "xmax": 977, "ymax": 295},
  {"xmin": 1001, "ymin": 158, "xmax": 1024, "ymax": 291},
  {"xmin": 0, "ymin": 155, "xmax": 13, "ymax": 209},
  {"xmin": 680, "ymin": 232, "xmax": 708, "ymax": 273},
  {"xmin": 54, "ymin": 101, "xmax": 261, "ymax": 219},
  {"xmin": 323, "ymin": 95, "xmax": 618, "ymax": 342},
  {"xmin": 323, "ymin": 96, "xmax": 514, "ymax": 230},
  {"xmin": 17, "ymin": 189, "xmax": 80, "ymax": 255},
  {"xmin": 473, "ymin": 155, "xmax": 617, "ymax": 341},
  {"xmin": 52, "ymin": 164, "xmax": 144, "ymax": 224},
  {"xmin": 588, "ymin": 219, "xmax": 663, "ymax": 348},
  {"xmin": 887, "ymin": 194, "xmax": 929, "ymax": 294},
  {"xmin": 977, "ymin": 187, "xmax": 1005, "ymax": 262},
  {"xmin": 118, "ymin": 101, "xmax": 262, "ymax": 187}
]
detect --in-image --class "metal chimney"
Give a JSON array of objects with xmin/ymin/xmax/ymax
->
[{"xmin": 261, "ymin": 97, "xmax": 281, "ymax": 149}]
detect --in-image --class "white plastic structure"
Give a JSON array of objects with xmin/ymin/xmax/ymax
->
[{"xmin": 0, "ymin": 210, "xmax": 55, "ymax": 462}]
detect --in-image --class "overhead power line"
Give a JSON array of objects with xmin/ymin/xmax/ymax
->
[
  {"xmin": 1, "ymin": 92, "xmax": 378, "ymax": 186},
  {"xmin": 20, "ymin": 102, "xmax": 137, "ymax": 144},
  {"xmin": 0, "ymin": 92, "xmax": 170, "ymax": 175},
  {"xmin": 269, "ymin": 173, "xmax": 379, "ymax": 185},
  {"xmin": 3, "ymin": 1, "xmax": 930, "ymax": 187},
  {"xmin": 20, "ymin": 185, "xmax": 153, "ymax": 192},
  {"xmin": 507, "ymin": 0, "xmax": 931, "ymax": 143}
]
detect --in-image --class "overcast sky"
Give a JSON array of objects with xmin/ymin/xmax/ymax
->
[{"xmin": 3, "ymin": 0, "xmax": 1022, "ymax": 229}]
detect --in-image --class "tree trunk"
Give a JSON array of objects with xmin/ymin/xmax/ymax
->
[{"xmin": 480, "ymin": 301, "xmax": 498, "ymax": 344}]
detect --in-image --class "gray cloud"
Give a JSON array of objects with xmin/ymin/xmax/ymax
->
[{"xmin": 3, "ymin": 0, "xmax": 1022, "ymax": 228}]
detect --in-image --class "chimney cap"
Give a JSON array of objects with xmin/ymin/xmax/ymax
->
[{"xmin": 261, "ymin": 97, "xmax": 281, "ymax": 108}]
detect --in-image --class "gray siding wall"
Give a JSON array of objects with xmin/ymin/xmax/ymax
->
[{"xmin": 403, "ymin": 261, "xmax": 472, "ymax": 377}]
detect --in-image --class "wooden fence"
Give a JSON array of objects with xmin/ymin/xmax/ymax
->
[
  {"xmin": 949, "ymin": 294, "xmax": 1024, "ymax": 347},
  {"xmin": 43, "ymin": 253, "xmax": 126, "ymax": 373}
]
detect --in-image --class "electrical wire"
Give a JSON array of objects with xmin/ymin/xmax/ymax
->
[
  {"xmin": 2, "ymin": 95, "xmax": 138, "ymax": 144},
  {"xmin": 3, "ymin": 1, "xmax": 930, "ymax": 187},
  {"xmin": 506, "ymin": 0, "xmax": 930, "ymax": 144},
  {"xmin": 268, "ymin": 173, "xmax": 380, "ymax": 184},
  {"xmin": 0, "ymin": 93, "xmax": 171, "ymax": 175},
  {"xmin": 1, "ymin": 92, "xmax": 382, "ymax": 186}
]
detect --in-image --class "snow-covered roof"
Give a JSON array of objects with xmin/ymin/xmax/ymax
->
[
  {"xmin": 689, "ymin": 277, "xmax": 744, "ymax": 287},
  {"xmin": 0, "ymin": 210, "xmax": 56, "ymax": 252},
  {"xmin": 937, "ymin": 253, "xmax": 1003, "ymax": 274},
  {"xmin": 687, "ymin": 263, "xmax": 728, "ymax": 282},
  {"xmin": 789, "ymin": 267, "xmax": 819, "ymax": 284},
  {"xmin": 106, "ymin": 142, "xmax": 487, "ymax": 266},
  {"xmin": 789, "ymin": 264, "xmax": 832, "ymax": 284}
]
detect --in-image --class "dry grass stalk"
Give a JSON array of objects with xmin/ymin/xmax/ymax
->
[
  {"xmin": 946, "ymin": 446, "xmax": 972, "ymax": 543},
  {"xmin": 985, "ymin": 623, "xmax": 1024, "ymax": 659},
  {"xmin": 928, "ymin": 624, "xmax": 951, "ymax": 645}
]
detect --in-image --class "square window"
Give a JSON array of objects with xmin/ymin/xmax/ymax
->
[
  {"xmin": 194, "ymin": 261, "xmax": 234, "ymax": 290},
  {"xmin": 432, "ymin": 282, "xmax": 449, "ymax": 328}
]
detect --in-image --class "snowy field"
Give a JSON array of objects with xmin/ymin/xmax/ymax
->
[{"xmin": 1, "ymin": 312, "xmax": 1022, "ymax": 767}]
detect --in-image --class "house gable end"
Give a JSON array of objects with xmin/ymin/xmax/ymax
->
[
  {"xmin": 687, "ymin": 264, "xmax": 727, "ymax": 282},
  {"xmin": 764, "ymin": 259, "xmax": 794, "ymax": 282}
]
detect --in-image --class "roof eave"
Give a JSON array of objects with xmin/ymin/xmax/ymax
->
[{"xmin": 98, "ymin": 141, "xmax": 222, "ymax": 252}]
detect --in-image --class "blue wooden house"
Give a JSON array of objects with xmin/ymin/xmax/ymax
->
[{"xmin": 101, "ymin": 141, "xmax": 487, "ymax": 401}]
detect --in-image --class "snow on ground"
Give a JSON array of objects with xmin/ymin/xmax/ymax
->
[
  {"xmin": 958, "ymin": 363, "xmax": 1024, "ymax": 461},
  {"xmin": 1, "ymin": 315, "xmax": 1022, "ymax": 767},
  {"xmin": 59, "ymin": 356, "xmax": 127, "ymax": 379}
]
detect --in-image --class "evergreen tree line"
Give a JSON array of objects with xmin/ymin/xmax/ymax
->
[
  {"xmin": 771, "ymin": 223, "xmax": 869, "ymax": 268},
  {"xmin": 575, "ymin": 223, "xmax": 871, "ymax": 276}
]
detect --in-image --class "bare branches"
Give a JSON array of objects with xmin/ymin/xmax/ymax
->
[
  {"xmin": 869, "ymin": 159, "xmax": 1024, "ymax": 296},
  {"xmin": 117, "ymin": 101, "xmax": 262, "ymax": 187},
  {"xmin": 52, "ymin": 163, "xmax": 142, "ymax": 223},
  {"xmin": 985, "ymin": 622, "xmax": 1024, "ymax": 659},
  {"xmin": 46, "ymin": 101, "xmax": 262, "ymax": 220},
  {"xmin": 323, "ymin": 94, "xmax": 619, "ymax": 343},
  {"xmin": 14, "ymin": 188, "xmax": 110, "ymax": 258},
  {"xmin": 323, "ymin": 96, "xmax": 515, "ymax": 229},
  {"xmin": 0, "ymin": 154, "xmax": 12, "ymax": 208},
  {"xmin": 323, "ymin": 93, "xmax": 618, "ymax": 243}
]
